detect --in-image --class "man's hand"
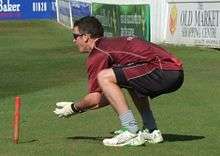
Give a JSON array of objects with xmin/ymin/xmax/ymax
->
[{"xmin": 53, "ymin": 102, "xmax": 77, "ymax": 118}]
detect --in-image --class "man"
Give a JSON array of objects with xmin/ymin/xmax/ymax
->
[{"xmin": 54, "ymin": 16, "xmax": 184, "ymax": 147}]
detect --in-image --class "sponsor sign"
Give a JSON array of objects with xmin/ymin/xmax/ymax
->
[
  {"xmin": 92, "ymin": 3, "xmax": 117, "ymax": 37},
  {"xmin": 57, "ymin": 0, "xmax": 71, "ymax": 27},
  {"xmin": 71, "ymin": 1, "xmax": 91, "ymax": 22},
  {"xmin": 166, "ymin": 2, "xmax": 220, "ymax": 48},
  {"xmin": 92, "ymin": 3, "xmax": 150, "ymax": 40},
  {"xmin": 118, "ymin": 5, "xmax": 150, "ymax": 41},
  {"xmin": 0, "ymin": 0, "xmax": 56, "ymax": 20}
]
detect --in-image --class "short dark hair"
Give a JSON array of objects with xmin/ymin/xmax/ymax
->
[{"xmin": 74, "ymin": 16, "xmax": 104, "ymax": 38}]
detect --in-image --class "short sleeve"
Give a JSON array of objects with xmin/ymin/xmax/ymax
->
[{"xmin": 87, "ymin": 52, "xmax": 111, "ymax": 93}]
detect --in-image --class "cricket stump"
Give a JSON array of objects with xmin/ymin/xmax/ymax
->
[{"xmin": 13, "ymin": 96, "xmax": 21, "ymax": 144}]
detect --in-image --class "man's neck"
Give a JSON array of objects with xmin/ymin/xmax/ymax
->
[{"xmin": 89, "ymin": 38, "xmax": 101, "ymax": 51}]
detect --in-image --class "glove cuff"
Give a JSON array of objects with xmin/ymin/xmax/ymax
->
[{"xmin": 71, "ymin": 103, "xmax": 84, "ymax": 113}]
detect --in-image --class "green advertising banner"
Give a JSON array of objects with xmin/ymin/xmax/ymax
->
[
  {"xmin": 92, "ymin": 3, "xmax": 117, "ymax": 37},
  {"xmin": 118, "ymin": 5, "xmax": 150, "ymax": 41},
  {"xmin": 92, "ymin": 3, "xmax": 150, "ymax": 41}
]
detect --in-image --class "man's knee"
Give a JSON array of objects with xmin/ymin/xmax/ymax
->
[{"xmin": 97, "ymin": 69, "xmax": 116, "ymax": 84}]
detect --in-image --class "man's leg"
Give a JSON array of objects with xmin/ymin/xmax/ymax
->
[
  {"xmin": 97, "ymin": 68, "xmax": 138, "ymax": 134},
  {"xmin": 128, "ymin": 90, "xmax": 163, "ymax": 143},
  {"xmin": 97, "ymin": 69, "xmax": 145, "ymax": 146},
  {"xmin": 128, "ymin": 90, "xmax": 157, "ymax": 132}
]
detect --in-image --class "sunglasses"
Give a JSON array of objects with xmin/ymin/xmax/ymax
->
[{"xmin": 72, "ymin": 33, "xmax": 84, "ymax": 40}]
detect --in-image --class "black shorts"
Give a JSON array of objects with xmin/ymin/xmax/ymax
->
[{"xmin": 113, "ymin": 67, "xmax": 184, "ymax": 99}]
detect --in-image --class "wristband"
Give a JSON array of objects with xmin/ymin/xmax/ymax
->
[{"xmin": 71, "ymin": 103, "xmax": 84, "ymax": 113}]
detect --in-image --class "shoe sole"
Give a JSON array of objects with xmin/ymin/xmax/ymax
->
[
  {"xmin": 103, "ymin": 136, "xmax": 145, "ymax": 147},
  {"xmin": 103, "ymin": 142, "xmax": 145, "ymax": 147},
  {"xmin": 145, "ymin": 138, "xmax": 163, "ymax": 144}
]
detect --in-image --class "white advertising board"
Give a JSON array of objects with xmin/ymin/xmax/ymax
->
[{"xmin": 166, "ymin": 2, "xmax": 220, "ymax": 48}]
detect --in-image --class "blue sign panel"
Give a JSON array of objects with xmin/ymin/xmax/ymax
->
[
  {"xmin": 59, "ymin": 0, "xmax": 70, "ymax": 17},
  {"xmin": 71, "ymin": 1, "xmax": 91, "ymax": 20},
  {"xmin": 0, "ymin": 0, "xmax": 56, "ymax": 20}
]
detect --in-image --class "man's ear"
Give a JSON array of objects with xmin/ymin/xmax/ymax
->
[{"xmin": 83, "ymin": 34, "xmax": 90, "ymax": 43}]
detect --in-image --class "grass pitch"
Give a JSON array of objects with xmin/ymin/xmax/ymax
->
[{"xmin": 0, "ymin": 20, "xmax": 220, "ymax": 156}]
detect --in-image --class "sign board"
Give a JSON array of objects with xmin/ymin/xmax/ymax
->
[
  {"xmin": 0, "ymin": 0, "xmax": 56, "ymax": 20},
  {"xmin": 166, "ymin": 2, "xmax": 220, "ymax": 48},
  {"xmin": 118, "ymin": 5, "xmax": 150, "ymax": 41},
  {"xmin": 57, "ymin": 0, "xmax": 71, "ymax": 27},
  {"xmin": 92, "ymin": 3, "xmax": 150, "ymax": 41},
  {"xmin": 70, "ymin": 1, "xmax": 91, "ymax": 22},
  {"xmin": 92, "ymin": 3, "xmax": 117, "ymax": 37}
]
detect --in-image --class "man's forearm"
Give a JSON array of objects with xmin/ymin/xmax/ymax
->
[
  {"xmin": 74, "ymin": 92, "xmax": 110, "ymax": 111},
  {"xmin": 74, "ymin": 98, "xmax": 98, "ymax": 111}
]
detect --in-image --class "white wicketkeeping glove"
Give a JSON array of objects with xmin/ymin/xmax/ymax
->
[{"xmin": 53, "ymin": 102, "xmax": 77, "ymax": 118}]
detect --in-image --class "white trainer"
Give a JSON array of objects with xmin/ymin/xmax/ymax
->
[
  {"xmin": 126, "ymin": 131, "xmax": 145, "ymax": 146},
  {"xmin": 142, "ymin": 129, "xmax": 163, "ymax": 143},
  {"xmin": 103, "ymin": 130, "xmax": 145, "ymax": 147}
]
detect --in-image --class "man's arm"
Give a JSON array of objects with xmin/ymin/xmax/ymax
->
[
  {"xmin": 74, "ymin": 92, "xmax": 110, "ymax": 111},
  {"xmin": 54, "ymin": 92, "xmax": 110, "ymax": 117}
]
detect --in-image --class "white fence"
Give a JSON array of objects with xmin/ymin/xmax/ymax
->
[{"xmin": 56, "ymin": 0, "xmax": 220, "ymax": 48}]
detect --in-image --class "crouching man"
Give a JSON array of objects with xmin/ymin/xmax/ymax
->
[{"xmin": 54, "ymin": 16, "xmax": 184, "ymax": 147}]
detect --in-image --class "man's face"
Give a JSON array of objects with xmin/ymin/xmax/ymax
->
[{"xmin": 72, "ymin": 26, "xmax": 90, "ymax": 53}]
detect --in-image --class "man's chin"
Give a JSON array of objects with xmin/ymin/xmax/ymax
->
[
  {"xmin": 79, "ymin": 48, "xmax": 89, "ymax": 53},
  {"xmin": 79, "ymin": 49, "xmax": 86, "ymax": 53},
  {"xmin": 78, "ymin": 47, "xmax": 84, "ymax": 52}
]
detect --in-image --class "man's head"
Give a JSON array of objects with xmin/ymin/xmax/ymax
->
[{"xmin": 72, "ymin": 16, "xmax": 104, "ymax": 52}]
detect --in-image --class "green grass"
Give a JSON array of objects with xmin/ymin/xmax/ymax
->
[{"xmin": 0, "ymin": 20, "xmax": 220, "ymax": 156}]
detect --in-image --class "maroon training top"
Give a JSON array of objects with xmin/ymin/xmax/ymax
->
[{"xmin": 86, "ymin": 36, "xmax": 183, "ymax": 93}]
